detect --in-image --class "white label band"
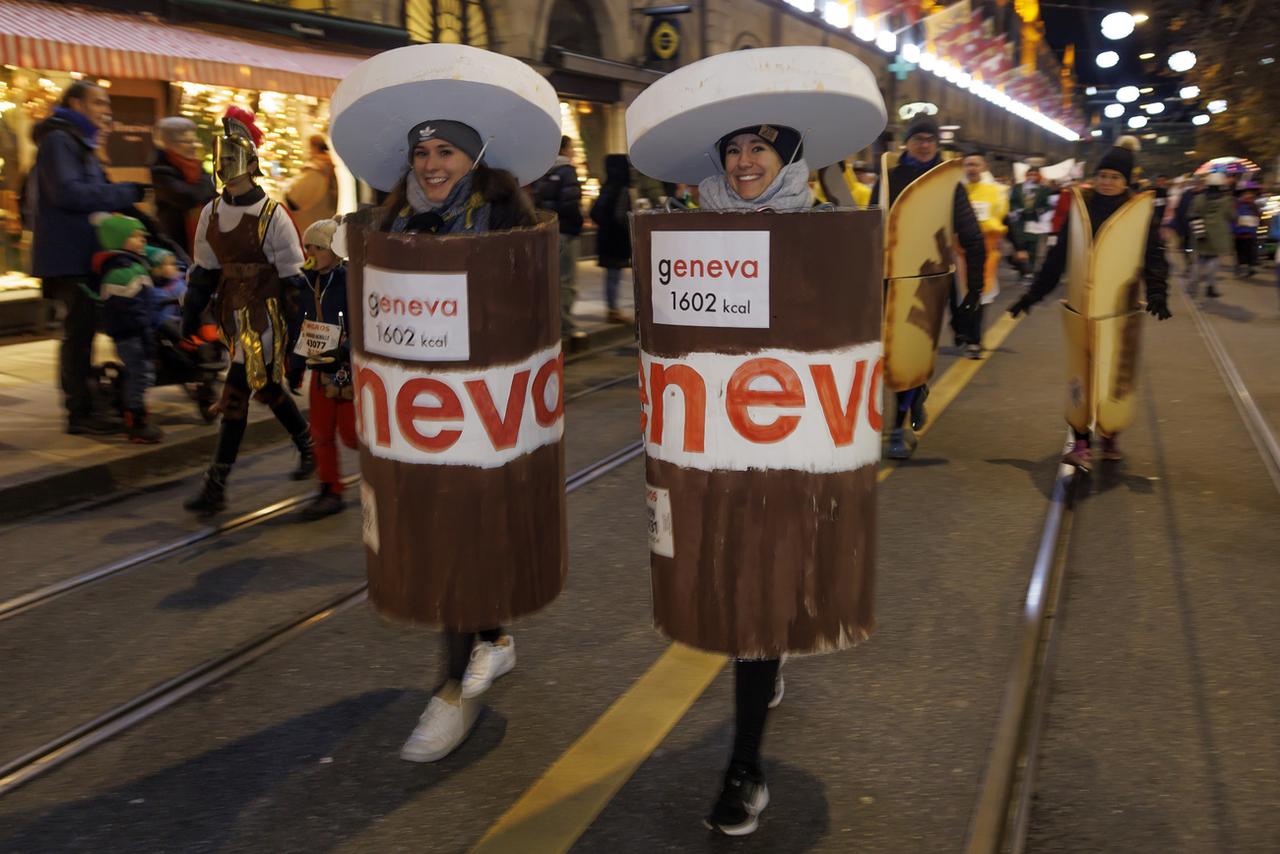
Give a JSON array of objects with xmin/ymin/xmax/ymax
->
[
  {"xmin": 639, "ymin": 343, "xmax": 883, "ymax": 474},
  {"xmin": 650, "ymin": 230, "xmax": 770, "ymax": 329},
  {"xmin": 646, "ymin": 484, "xmax": 675, "ymax": 558},
  {"xmin": 362, "ymin": 264, "xmax": 470, "ymax": 361},
  {"xmin": 353, "ymin": 344, "xmax": 564, "ymax": 468}
]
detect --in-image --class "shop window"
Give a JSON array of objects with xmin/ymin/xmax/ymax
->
[
  {"xmin": 244, "ymin": 0, "xmax": 405, "ymax": 27},
  {"xmin": 406, "ymin": 0, "xmax": 491, "ymax": 48},
  {"xmin": 546, "ymin": 0, "xmax": 602, "ymax": 56}
]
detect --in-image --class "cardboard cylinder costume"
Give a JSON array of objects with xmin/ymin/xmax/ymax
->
[
  {"xmin": 626, "ymin": 47, "xmax": 887, "ymax": 657},
  {"xmin": 330, "ymin": 44, "xmax": 566, "ymax": 628},
  {"xmin": 1058, "ymin": 186, "xmax": 1154, "ymax": 436},
  {"xmin": 879, "ymin": 153, "xmax": 964, "ymax": 391}
]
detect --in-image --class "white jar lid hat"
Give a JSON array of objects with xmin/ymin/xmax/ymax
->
[
  {"xmin": 330, "ymin": 44, "xmax": 562, "ymax": 191},
  {"xmin": 626, "ymin": 46, "xmax": 887, "ymax": 186}
]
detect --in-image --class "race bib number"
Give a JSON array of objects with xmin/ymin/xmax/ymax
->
[
  {"xmin": 651, "ymin": 230, "xmax": 770, "ymax": 329},
  {"xmin": 294, "ymin": 320, "xmax": 342, "ymax": 357},
  {"xmin": 646, "ymin": 484, "xmax": 675, "ymax": 558},
  {"xmin": 970, "ymin": 200, "xmax": 991, "ymax": 223}
]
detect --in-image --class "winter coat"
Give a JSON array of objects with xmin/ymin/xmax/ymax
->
[
  {"xmin": 590, "ymin": 154, "xmax": 632, "ymax": 269},
  {"xmin": 149, "ymin": 149, "xmax": 215, "ymax": 256},
  {"xmin": 1008, "ymin": 180, "xmax": 1052, "ymax": 245},
  {"xmin": 32, "ymin": 115, "xmax": 143, "ymax": 280},
  {"xmin": 873, "ymin": 155, "xmax": 987, "ymax": 296},
  {"xmin": 1233, "ymin": 198, "xmax": 1261, "ymax": 238},
  {"xmin": 150, "ymin": 272, "xmax": 186, "ymax": 331},
  {"xmin": 286, "ymin": 153, "xmax": 339, "ymax": 235},
  {"xmin": 1026, "ymin": 188, "xmax": 1168, "ymax": 308},
  {"xmin": 379, "ymin": 165, "xmax": 536, "ymax": 235},
  {"xmin": 1190, "ymin": 189, "xmax": 1235, "ymax": 257},
  {"xmin": 94, "ymin": 250, "xmax": 155, "ymax": 345},
  {"xmin": 288, "ymin": 263, "xmax": 349, "ymax": 380},
  {"xmin": 530, "ymin": 156, "xmax": 583, "ymax": 235}
]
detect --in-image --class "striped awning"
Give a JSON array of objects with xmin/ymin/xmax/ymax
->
[{"xmin": 0, "ymin": 0, "xmax": 365, "ymax": 97}]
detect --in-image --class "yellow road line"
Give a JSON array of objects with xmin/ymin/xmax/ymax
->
[{"xmin": 473, "ymin": 310, "xmax": 1025, "ymax": 854}]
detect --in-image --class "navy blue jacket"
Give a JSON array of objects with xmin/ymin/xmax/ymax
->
[
  {"xmin": 288, "ymin": 264, "xmax": 349, "ymax": 380},
  {"xmin": 32, "ymin": 115, "xmax": 142, "ymax": 280}
]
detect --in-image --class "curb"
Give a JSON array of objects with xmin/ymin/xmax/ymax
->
[{"xmin": 0, "ymin": 322, "xmax": 634, "ymax": 522}]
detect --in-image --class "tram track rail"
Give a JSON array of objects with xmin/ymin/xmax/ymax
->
[
  {"xmin": 0, "ymin": 436, "xmax": 645, "ymax": 798},
  {"xmin": 0, "ymin": 369, "xmax": 639, "ymax": 625}
]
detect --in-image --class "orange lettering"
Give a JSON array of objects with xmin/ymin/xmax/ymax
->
[
  {"xmin": 726, "ymin": 358, "xmax": 803, "ymax": 443},
  {"xmin": 649, "ymin": 362, "xmax": 706, "ymax": 452},
  {"xmin": 637, "ymin": 359, "xmax": 649, "ymax": 437},
  {"xmin": 465, "ymin": 370, "xmax": 530, "ymax": 450},
  {"xmin": 866, "ymin": 357, "xmax": 883, "ymax": 433},
  {"xmin": 531, "ymin": 353, "xmax": 565, "ymax": 427},
  {"xmin": 810, "ymin": 360, "xmax": 868, "ymax": 447},
  {"xmin": 396, "ymin": 377, "xmax": 463, "ymax": 453},
  {"xmin": 355, "ymin": 364, "xmax": 391, "ymax": 447}
]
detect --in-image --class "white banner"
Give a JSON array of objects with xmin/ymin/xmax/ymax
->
[
  {"xmin": 650, "ymin": 230, "xmax": 770, "ymax": 329},
  {"xmin": 639, "ymin": 343, "xmax": 883, "ymax": 474},
  {"xmin": 362, "ymin": 264, "xmax": 470, "ymax": 361},
  {"xmin": 352, "ymin": 344, "xmax": 563, "ymax": 467}
]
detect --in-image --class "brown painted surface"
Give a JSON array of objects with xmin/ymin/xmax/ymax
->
[
  {"xmin": 883, "ymin": 272, "xmax": 951, "ymax": 391},
  {"xmin": 347, "ymin": 214, "xmax": 567, "ymax": 629},
  {"xmin": 634, "ymin": 210, "xmax": 881, "ymax": 657},
  {"xmin": 632, "ymin": 209, "xmax": 883, "ymax": 356}
]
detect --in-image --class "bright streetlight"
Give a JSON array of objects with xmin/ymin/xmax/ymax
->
[
  {"xmin": 1179, "ymin": 85, "xmax": 1200, "ymax": 99},
  {"xmin": 902, "ymin": 42, "xmax": 920, "ymax": 63},
  {"xmin": 1207, "ymin": 99, "xmax": 1228, "ymax": 114},
  {"xmin": 1168, "ymin": 50, "xmax": 1196, "ymax": 72},
  {"xmin": 1143, "ymin": 102, "xmax": 1165, "ymax": 114},
  {"xmin": 1104, "ymin": 103, "xmax": 1125, "ymax": 118},
  {"xmin": 919, "ymin": 51, "xmax": 937, "ymax": 71},
  {"xmin": 876, "ymin": 29, "xmax": 897, "ymax": 53},
  {"xmin": 822, "ymin": 1, "xmax": 849, "ymax": 29},
  {"xmin": 1192, "ymin": 114, "xmax": 1210, "ymax": 126},
  {"xmin": 1086, "ymin": 85, "xmax": 1098, "ymax": 95},
  {"xmin": 1096, "ymin": 50, "xmax": 1119, "ymax": 68},
  {"xmin": 1139, "ymin": 52, "xmax": 1155, "ymax": 60},
  {"xmin": 853, "ymin": 16, "xmax": 875, "ymax": 41},
  {"xmin": 1091, "ymin": 129, "xmax": 1103, "ymax": 137},
  {"xmin": 1101, "ymin": 11, "xmax": 1136, "ymax": 40},
  {"xmin": 1116, "ymin": 85, "xmax": 1140, "ymax": 103},
  {"xmin": 1128, "ymin": 115, "xmax": 1148, "ymax": 129}
]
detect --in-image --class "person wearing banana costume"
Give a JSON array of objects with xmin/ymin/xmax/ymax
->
[
  {"xmin": 874, "ymin": 115, "xmax": 986, "ymax": 459},
  {"xmin": 1008, "ymin": 136, "xmax": 1171, "ymax": 469}
]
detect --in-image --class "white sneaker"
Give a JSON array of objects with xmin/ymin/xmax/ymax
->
[
  {"xmin": 460, "ymin": 636, "xmax": 517, "ymax": 699},
  {"xmin": 768, "ymin": 654, "xmax": 787, "ymax": 709},
  {"xmin": 399, "ymin": 690, "xmax": 480, "ymax": 763},
  {"xmin": 980, "ymin": 284, "xmax": 999, "ymax": 305}
]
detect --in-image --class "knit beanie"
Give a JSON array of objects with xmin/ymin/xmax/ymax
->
[
  {"xmin": 406, "ymin": 120, "xmax": 485, "ymax": 164},
  {"xmin": 303, "ymin": 218, "xmax": 340, "ymax": 254},
  {"xmin": 93, "ymin": 213, "xmax": 144, "ymax": 252},
  {"xmin": 717, "ymin": 124, "xmax": 804, "ymax": 167},
  {"xmin": 1096, "ymin": 135, "xmax": 1140, "ymax": 183},
  {"xmin": 144, "ymin": 245, "xmax": 175, "ymax": 267},
  {"xmin": 904, "ymin": 115, "xmax": 940, "ymax": 141}
]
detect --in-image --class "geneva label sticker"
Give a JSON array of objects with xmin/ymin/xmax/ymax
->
[
  {"xmin": 651, "ymin": 230, "xmax": 770, "ymax": 329},
  {"xmin": 363, "ymin": 265, "xmax": 469, "ymax": 361}
]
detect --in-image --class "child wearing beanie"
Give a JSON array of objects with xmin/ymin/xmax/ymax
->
[
  {"xmin": 93, "ymin": 213, "xmax": 163, "ymax": 444},
  {"xmin": 289, "ymin": 218, "xmax": 354, "ymax": 520},
  {"xmin": 145, "ymin": 245, "xmax": 186, "ymax": 343}
]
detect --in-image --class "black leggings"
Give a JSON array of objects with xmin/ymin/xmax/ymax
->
[
  {"xmin": 441, "ymin": 628, "xmax": 503, "ymax": 684},
  {"xmin": 732, "ymin": 658, "xmax": 781, "ymax": 775},
  {"xmin": 213, "ymin": 362, "xmax": 309, "ymax": 467}
]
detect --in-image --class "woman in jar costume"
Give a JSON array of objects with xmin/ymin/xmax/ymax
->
[
  {"xmin": 627, "ymin": 46, "xmax": 886, "ymax": 835},
  {"xmin": 329, "ymin": 44, "xmax": 563, "ymax": 764}
]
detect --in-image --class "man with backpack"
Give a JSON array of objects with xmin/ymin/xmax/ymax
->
[
  {"xmin": 530, "ymin": 135, "xmax": 586, "ymax": 340},
  {"xmin": 32, "ymin": 81, "xmax": 146, "ymax": 434}
]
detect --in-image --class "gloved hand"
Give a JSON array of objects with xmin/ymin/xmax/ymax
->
[
  {"xmin": 1146, "ymin": 295, "xmax": 1172, "ymax": 321},
  {"xmin": 1008, "ymin": 293, "xmax": 1037, "ymax": 318}
]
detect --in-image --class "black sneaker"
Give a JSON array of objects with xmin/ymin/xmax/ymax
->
[
  {"xmin": 291, "ymin": 439, "xmax": 317, "ymax": 481},
  {"xmin": 67, "ymin": 412, "xmax": 121, "ymax": 436},
  {"xmin": 704, "ymin": 765, "xmax": 769, "ymax": 836},
  {"xmin": 300, "ymin": 489, "xmax": 345, "ymax": 521},
  {"xmin": 909, "ymin": 385, "xmax": 929, "ymax": 431}
]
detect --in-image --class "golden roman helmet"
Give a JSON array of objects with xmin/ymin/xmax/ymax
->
[{"xmin": 214, "ymin": 107, "xmax": 261, "ymax": 187}]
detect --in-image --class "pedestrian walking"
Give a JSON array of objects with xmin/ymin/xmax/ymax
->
[
  {"xmin": 1008, "ymin": 136, "xmax": 1170, "ymax": 468},
  {"xmin": 1009, "ymin": 164, "xmax": 1051, "ymax": 280},
  {"xmin": 589, "ymin": 154, "xmax": 633, "ymax": 324},
  {"xmin": 150, "ymin": 116, "xmax": 215, "ymax": 256},
  {"xmin": 182, "ymin": 107, "xmax": 313, "ymax": 515},
  {"xmin": 1188, "ymin": 172, "xmax": 1235, "ymax": 298},
  {"xmin": 1233, "ymin": 185, "xmax": 1261, "ymax": 277},
  {"xmin": 963, "ymin": 149, "xmax": 1010, "ymax": 305},
  {"xmin": 531, "ymin": 135, "xmax": 585, "ymax": 339},
  {"xmin": 32, "ymin": 81, "xmax": 146, "ymax": 435},
  {"xmin": 285, "ymin": 134, "xmax": 339, "ymax": 235}
]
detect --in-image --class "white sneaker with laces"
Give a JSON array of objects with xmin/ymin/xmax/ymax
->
[
  {"xmin": 461, "ymin": 636, "xmax": 517, "ymax": 699},
  {"xmin": 399, "ymin": 690, "xmax": 480, "ymax": 763}
]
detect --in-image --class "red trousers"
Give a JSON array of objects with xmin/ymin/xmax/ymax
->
[{"xmin": 309, "ymin": 373, "xmax": 357, "ymax": 492}]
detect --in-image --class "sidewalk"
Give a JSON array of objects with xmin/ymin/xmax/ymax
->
[{"xmin": 0, "ymin": 261, "xmax": 634, "ymax": 520}]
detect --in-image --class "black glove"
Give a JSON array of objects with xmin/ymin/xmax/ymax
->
[
  {"xmin": 1008, "ymin": 294, "xmax": 1037, "ymax": 318},
  {"xmin": 960, "ymin": 288, "xmax": 982, "ymax": 313},
  {"xmin": 1146, "ymin": 296, "xmax": 1172, "ymax": 321}
]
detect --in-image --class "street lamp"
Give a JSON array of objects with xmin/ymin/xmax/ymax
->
[
  {"xmin": 822, "ymin": 2, "xmax": 850, "ymax": 29},
  {"xmin": 1168, "ymin": 50, "xmax": 1196, "ymax": 72},
  {"xmin": 902, "ymin": 42, "xmax": 920, "ymax": 63},
  {"xmin": 1096, "ymin": 50, "xmax": 1119, "ymax": 68},
  {"xmin": 1091, "ymin": 129, "xmax": 1103, "ymax": 137},
  {"xmin": 1143, "ymin": 102, "xmax": 1165, "ymax": 114},
  {"xmin": 1179, "ymin": 85, "xmax": 1200, "ymax": 99},
  {"xmin": 1128, "ymin": 115, "xmax": 1148, "ymax": 129},
  {"xmin": 853, "ymin": 17, "xmax": 875, "ymax": 42},
  {"xmin": 1192, "ymin": 114, "xmax": 1210, "ymax": 126},
  {"xmin": 876, "ymin": 29, "xmax": 897, "ymax": 53},
  {"xmin": 1101, "ymin": 11, "xmax": 1136, "ymax": 40},
  {"xmin": 1207, "ymin": 99, "xmax": 1227, "ymax": 114},
  {"xmin": 1085, "ymin": 85, "xmax": 1098, "ymax": 95},
  {"xmin": 1115, "ymin": 85, "xmax": 1140, "ymax": 103},
  {"xmin": 1104, "ymin": 103, "xmax": 1125, "ymax": 118}
]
